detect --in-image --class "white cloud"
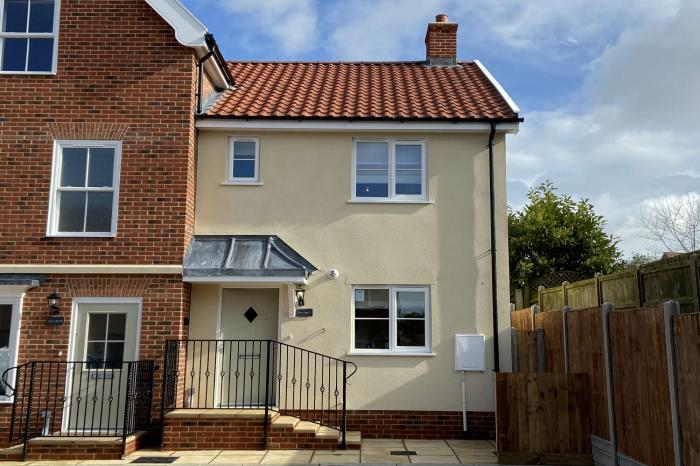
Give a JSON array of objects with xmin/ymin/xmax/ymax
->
[
  {"xmin": 218, "ymin": 0, "xmax": 318, "ymax": 56},
  {"xmin": 508, "ymin": 0, "xmax": 700, "ymax": 256}
]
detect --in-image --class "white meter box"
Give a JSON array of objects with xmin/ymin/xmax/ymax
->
[{"xmin": 454, "ymin": 334, "xmax": 485, "ymax": 371}]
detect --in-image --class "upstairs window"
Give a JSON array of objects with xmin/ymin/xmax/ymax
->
[
  {"xmin": 353, "ymin": 139, "xmax": 427, "ymax": 201},
  {"xmin": 228, "ymin": 137, "xmax": 260, "ymax": 183},
  {"xmin": 48, "ymin": 141, "xmax": 121, "ymax": 237},
  {"xmin": 0, "ymin": 0, "xmax": 59, "ymax": 73}
]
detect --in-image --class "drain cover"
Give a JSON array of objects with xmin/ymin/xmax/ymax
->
[
  {"xmin": 391, "ymin": 451, "xmax": 416, "ymax": 456},
  {"xmin": 131, "ymin": 457, "xmax": 177, "ymax": 463}
]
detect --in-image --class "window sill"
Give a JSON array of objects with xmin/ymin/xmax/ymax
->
[
  {"xmin": 0, "ymin": 70, "xmax": 56, "ymax": 76},
  {"xmin": 347, "ymin": 351, "xmax": 435, "ymax": 357},
  {"xmin": 221, "ymin": 181, "xmax": 264, "ymax": 186},
  {"xmin": 347, "ymin": 199, "xmax": 433, "ymax": 205},
  {"xmin": 45, "ymin": 233, "xmax": 116, "ymax": 238}
]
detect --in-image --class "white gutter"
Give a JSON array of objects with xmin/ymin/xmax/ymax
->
[
  {"xmin": 473, "ymin": 60, "xmax": 521, "ymax": 115},
  {"xmin": 184, "ymin": 276, "xmax": 307, "ymax": 284},
  {"xmin": 145, "ymin": 0, "xmax": 230, "ymax": 90}
]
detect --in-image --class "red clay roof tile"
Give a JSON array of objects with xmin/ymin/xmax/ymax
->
[{"xmin": 205, "ymin": 61, "xmax": 519, "ymax": 121}]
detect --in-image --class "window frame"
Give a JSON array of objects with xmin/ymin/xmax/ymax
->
[
  {"xmin": 227, "ymin": 136, "xmax": 261, "ymax": 184},
  {"xmin": 46, "ymin": 140, "xmax": 122, "ymax": 238},
  {"xmin": 0, "ymin": 0, "xmax": 61, "ymax": 75},
  {"xmin": 84, "ymin": 311, "xmax": 127, "ymax": 370},
  {"xmin": 351, "ymin": 138, "xmax": 428, "ymax": 202},
  {"xmin": 351, "ymin": 285, "xmax": 431, "ymax": 355}
]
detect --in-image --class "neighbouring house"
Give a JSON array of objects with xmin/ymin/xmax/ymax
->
[
  {"xmin": 0, "ymin": 0, "xmax": 231, "ymax": 460},
  {"xmin": 0, "ymin": 0, "xmax": 521, "ymax": 460}
]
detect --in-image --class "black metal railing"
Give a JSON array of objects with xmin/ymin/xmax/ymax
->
[
  {"xmin": 161, "ymin": 340, "xmax": 357, "ymax": 447},
  {"xmin": 2, "ymin": 360, "xmax": 154, "ymax": 458}
]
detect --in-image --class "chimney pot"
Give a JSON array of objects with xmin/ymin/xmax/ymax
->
[{"xmin": 425, "ymin": 13, "xmax": 458, "ymax": 66}]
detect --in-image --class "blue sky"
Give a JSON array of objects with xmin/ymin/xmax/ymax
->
[{"xmin": 181, "ymin": 0, "xmax": 700, "ymax": 256}]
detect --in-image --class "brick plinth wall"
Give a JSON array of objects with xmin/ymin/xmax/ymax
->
[
  {"xmin": 25, "ymin": 433, "xmax": 146, "ymax": 461},
  {"xmin": 163, "ymin": 417, "xmax": 266, "ymax": 450},
  {"xmin": 347, "ymin": 410, "xmax": 495, "ymax": 440}
]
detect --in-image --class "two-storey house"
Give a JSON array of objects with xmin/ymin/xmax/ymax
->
[{"xmin": 161, "ymin": 13, "xmax": 521, "ymax": 450}]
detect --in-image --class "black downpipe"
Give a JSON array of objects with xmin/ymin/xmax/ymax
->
[
  {"xmin": 488, "ymin": 121, "xmax": 500, "ymax": 372},
  {"xmin": 196, "ymin": 50, "xmax": 215, "ymax": 115}
]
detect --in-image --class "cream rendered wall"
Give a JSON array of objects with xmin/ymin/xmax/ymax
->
[{"xmin": 191, "ymin": 130, "xmax": 512, "ymax": 412}]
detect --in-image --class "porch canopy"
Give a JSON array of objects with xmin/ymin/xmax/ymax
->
[{"xmin": 183, "ymin": 235, "xmax": 317, "ymax": 284}]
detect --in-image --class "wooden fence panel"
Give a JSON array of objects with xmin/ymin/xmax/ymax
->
[
  {"xmin": 609, "ymin": 308, "xmax": 675, "ymax": 466},
  {"xmin": 566, "ymin": 307, "xmax": 609, "ymax": 440},
  {"xmin": 566, "ymin": 277, "xmax": 599, "ymax": 310},
  {"xmin": 535, "ymin": 310, "xmax": 564, "ymax": 372},
  {"xmin": 540, "ymin": 287, "xmax": 564, "ymax": 312},
  {"xmin": 641, "ymin": 260, "xmax": 696, "ymax": 312},
  {"xmin": 515, "ymin": 330, "xmax": 539, "ymax": 373},
  {"xmin": 674, "ymin": 312, "xmax": 700, "ymax": 466},
  {"xmin": 600, "ymin": 270, "xmax": 640, "ymax": 309},
  {"xmin": 496, "ymin": 373, "xmax": 591, "ymax": 465},
  {"xmin": 511, "ymin": 308, "xmax": 534, "ymax": 333}
]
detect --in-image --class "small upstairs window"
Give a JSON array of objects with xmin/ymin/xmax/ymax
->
[
  {"xmin": 227, "ymin": 137, "xmax": 260, "ymax": 184},
  {"xmin": 48, "ymin": 141, "xmax": 121, "ymax": 237},
  {"xmin": 0, "ymin": 0, "xmax": 59, "ymax": 73}
]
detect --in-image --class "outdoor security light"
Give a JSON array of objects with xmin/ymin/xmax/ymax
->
[
  {"xmin": 47, "ymin": 291, "xmax": 61, "ymax": 314},
  {"xmin": 294, "ymin": 286, "xmax": 306, "ymax": 307}
]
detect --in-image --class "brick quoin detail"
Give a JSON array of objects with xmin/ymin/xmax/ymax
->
[{"xmin": 0, "ymin": 0, "xmax": 201, "ymax": 265}]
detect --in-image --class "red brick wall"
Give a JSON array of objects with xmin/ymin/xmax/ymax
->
[
  {"xmin": 163, "ymin": 416, "xmax": 266, "ymax": 450},
  {"xmin": 0, "ymin": 0, "xmax": 200, "ymax": 265},
  {"xmin": 0, "ymin": 274, "xmax": 190, "ymax": 447}
]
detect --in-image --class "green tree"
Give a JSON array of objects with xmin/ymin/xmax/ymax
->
[{"xmin": 508, "ymin": 182, "xmax": 622, "ymax": 288}]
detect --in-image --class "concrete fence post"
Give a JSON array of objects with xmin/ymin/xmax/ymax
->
[
  {"xmin": 536, "ymin": 328, "xmax": 545, "ymax": 373},
  {"xmin": 601, "ymin": 302, "xmax": 618, "ymax": 466},
  {"xmin": 663, "ymin": 300, "xmax": 684, "ymax": 466},
  {"xmin": 530, "ymin": 304, "xmax": 538, "ymax": 331},
  {"xmin": 562, "ymin": 306, "xmax": 571, "ymax": 373}
]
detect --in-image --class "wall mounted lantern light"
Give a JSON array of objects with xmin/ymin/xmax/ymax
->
[
  {"xmin": 294, "ymin": 286, "xmax": 306, "ymax": 307},
  {"xmin": 47, "ymin": 291, "xmax": 61, "ymax": 314}
]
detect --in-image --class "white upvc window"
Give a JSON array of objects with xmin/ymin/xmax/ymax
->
[
  {"xmin": 227, "ymin": 137, "xmax": 260, "ymax": 183},
  {"xmin": 0, "ymin": 0, "xmax": 60, "ymax": 74},
  {"xmin": 352, "ymin": 139, "xmax": 427, "ymax": 201},
  {"xmin": 352, "ymin": 286, "xmax": 431, "ymax": 354},
  {"xmin": 47, "ymin": 140, "xmax": 121, "ymax": 237}
]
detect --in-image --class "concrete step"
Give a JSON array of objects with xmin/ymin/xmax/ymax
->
[
  {"xmin": 294, "ymin": 421, "xmax": 320, "ymax": 434},
  {"xmin": 271, "ymin": 415, "xmax": 300, "ymax": 428}
]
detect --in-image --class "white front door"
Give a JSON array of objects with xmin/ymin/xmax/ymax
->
[
  {"xmin": 218, "ymin": 288, "xmax": 278, "ymax": 407},
  {"xmin": 0, "ymin": 299, "xmax": 19, "ymax": 399},
  {"xmin": 65, "ymin": 300, "xmax": 139, "ymax": 433}
]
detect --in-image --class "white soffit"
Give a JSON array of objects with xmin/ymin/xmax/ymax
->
[{"xmin": 473, "ymin": 60, "xmax": 521, "ymax": 115}]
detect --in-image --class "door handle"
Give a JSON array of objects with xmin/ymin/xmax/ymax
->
[{"xmin": 239, "ymin": 354, "xmax": 261, "ymax": 360}]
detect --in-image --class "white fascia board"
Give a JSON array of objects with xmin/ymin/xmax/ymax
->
[
  {"xmin": 184, "ymin": 276, "xmax": 307, "ymax": 285},
  {"xmin": 473, "ymin": 60, "xmax": 521, "ymax": 115},
  {"xmin": 0, "ymin": 264, "xmax": 182, "ymax": 274},
  {"xmin": 145, "ymin": 0, "xmax": 231, "ymax": 90},
  {"xmin": 196, "ymin": 119, "xmax": 520, "ymax": 133}
]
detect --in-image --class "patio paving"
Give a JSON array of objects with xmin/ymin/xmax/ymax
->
[{"xmin": 3, "ymin": 439, "xmax": 505, "ymax": 465}]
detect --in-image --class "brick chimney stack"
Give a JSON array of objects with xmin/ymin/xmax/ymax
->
[{"xmin": 425, "ymin": 14, "xmax": 458, "ymax": 66}]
